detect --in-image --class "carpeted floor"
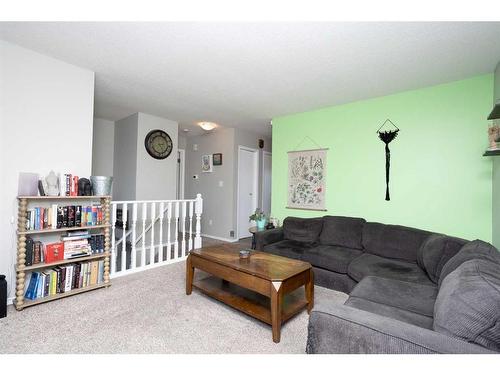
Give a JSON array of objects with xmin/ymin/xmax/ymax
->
[{"xmin": 0, "ymin": 256, "xmax": 347, "ymax": 354}]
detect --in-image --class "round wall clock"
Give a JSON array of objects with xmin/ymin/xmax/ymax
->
[{"xmin": 144, "ymin": 129, "xmax": 173, "ymax": 160}]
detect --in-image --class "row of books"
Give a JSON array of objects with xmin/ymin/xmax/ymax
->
[
  {"xmin": 25, "ymin": 231, "xmax": 106, "ymax": 266},
  {"xmin": 24, "ymin": 260, "xmax": 105, "ymax": 300},
  {"xmin": 25, "ymin": 204, "xmax": 104, "ymax": 231}
]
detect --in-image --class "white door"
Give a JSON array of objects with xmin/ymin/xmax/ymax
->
[
  {"xmin": 262, "ymin": 151, "xmax": 272, "ymax": 215},
  {"xmin": 237, "ymin": 147, "xmax": 259, "ymax": 239}
]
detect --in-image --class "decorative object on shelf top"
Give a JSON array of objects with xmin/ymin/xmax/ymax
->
[
  {"xmin": 90, "ymin": 176, "xmax": 113, "ymax": 196},
  {"xmin": 487, "ymin": 123, "xmax": 500, "ymax": 152},
  {"xmin": 18, "ymin": 171, "xmax": 113, "ymax": 197},
  {"xmin": 43, "ymin": 171, "xmax": 60, "ymax": 196},
  {"xmin": 377, "ymin": 119, "xmax": 400, "ymax": 201}
]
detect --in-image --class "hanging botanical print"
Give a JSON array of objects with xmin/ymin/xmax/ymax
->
[
  {"xmin": 377, "ymin": 119, "xmax": 400, "ymax": 201},
  {"xmin": 287, "ymin": 149, "xmax": 327, "ymax": 211}
]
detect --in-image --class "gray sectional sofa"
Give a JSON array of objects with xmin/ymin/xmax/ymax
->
[{"xmin": 254, "ymin": 216, "xmax": 500, "ymax": 353}]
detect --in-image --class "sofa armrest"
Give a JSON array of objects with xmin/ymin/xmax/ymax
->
[
  {"xmin": 307, "ymin": 300, "xmax": 494, "ymax": 354},
  {"xmin": 254, "ymin": 228, "xmax": 284, "ymax": 250}
]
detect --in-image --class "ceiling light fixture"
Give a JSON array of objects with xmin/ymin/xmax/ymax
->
[{"xmin": 198, "ymin": 121, "xmax": 217, "ymax": 131}]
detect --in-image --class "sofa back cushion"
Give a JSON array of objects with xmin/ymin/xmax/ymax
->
[
  {"xmin": 434, "ymin": 259, "xmax": 500, "ymax": 351},
  {"xmin": 438, "ymin": 239, "xmax": 500, "ymax": 287},
  {"xmin": 283, "ymin": 217, "xmax": 323, "ymax": 244},
  {"xmin": 417, "ymin": 234, "xmax": 468, "ymax": 284},
  {"xmin": 362, "ymin": 222, "xmax": 432, "ymax": 262},
  {"xmin": 319, "ymin": 216, "xmax": 366, "ymax": 249}
]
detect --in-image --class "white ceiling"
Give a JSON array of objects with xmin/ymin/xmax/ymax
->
[{"xmin": 1, "ymin": 22, "xmax": 500, "ymax": 136}]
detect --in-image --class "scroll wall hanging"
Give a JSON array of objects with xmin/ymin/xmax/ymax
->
[
  {"xmin": 287, "ymin": 136, "xmax": 328, "ymax": 211},
  {"xmin": 377, "ymin": 119, "xmax": 399, "ymax": 201}
]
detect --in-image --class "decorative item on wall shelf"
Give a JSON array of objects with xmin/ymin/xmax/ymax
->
[
  {"xmin": 287, "ymin": 136, "xmax": 328, "ymax": 211},
  {"xmin": 212, "ymin": 153, "xmax": 222, "ymax": 166},
  {"xmin": 377, "ymin": 119, "xmax": 400, "ymax": 201},
  {"xmin": 201, "ymin": 154, "xmax": 213, "ymax": 173}
]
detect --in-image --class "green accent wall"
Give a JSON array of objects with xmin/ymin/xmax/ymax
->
[{"xmin": 272, "ymin": 75, "xmax": 493, "ymax": 241}]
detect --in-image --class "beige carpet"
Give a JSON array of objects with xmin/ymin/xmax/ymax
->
[{"xmin": 0, "ymin": 259, "xmax": 347, "ymax": 354}]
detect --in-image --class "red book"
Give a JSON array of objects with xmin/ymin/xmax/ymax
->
[
  {"xmin": 45, "ymin": 242, "xmax": 65, "ymax": 263},
  {"xmin": 71, "ymin": 176, "xmax": 79, "ymax": 196}
]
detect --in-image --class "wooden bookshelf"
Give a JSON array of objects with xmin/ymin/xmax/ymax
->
[{"xmin": 15, "ymin": 196, "xmax": 112, "ymax": 310}]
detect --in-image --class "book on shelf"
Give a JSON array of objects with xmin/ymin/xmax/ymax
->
[
  {"xmin": 24, "ymin": 259, "xmax": 105, "ymax": 300},
  {"xmin": 25, "ymin": 204, "xmax": 103, "ymax": 231},
  {"xmin": 24, "ymin": 231, "xmax": 105, "ymax": 266}
]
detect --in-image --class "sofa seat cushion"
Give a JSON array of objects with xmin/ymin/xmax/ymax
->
[
  {"xmin": 302, "ymin": 245, "xmax": 363, "ymax": 274},
  {"xmin": 438, "ymin": 239, "xmax": 500, "ymax": 287},
  {"xmin": 283, "ymin": 217, "xmax": 324, "ymax": 244},
  {"xmin": 263, "ymin": 240, "xmax": 316, "ymax": 260},
  {"xmin": 345, "ymin": 296, "xmax": 434, "ymax": 329},
  {"xmin": 350, "ymin": 276, "xmax": 438, "ymax": 317},
  {"xmin": 362, "ymin": 222, "xmax": 432, "ymax": 262},
  {"xmin": 319, "ymin": 216, "xmax": 366, "ymax": 249},
  {"xmin": 434, "ymin": 259, "xmax": 500, "ymax": 351},
  {"xmin": 416, "ymin": 234, "xmax": 468, "ymax": 284},
  {"xmin": 347, "ymin": 253, "xmax": 434, "ymax": 285}
]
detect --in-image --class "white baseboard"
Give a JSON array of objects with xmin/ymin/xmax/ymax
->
[{"xmin": 201, "ymin": 233, "xmax": 238, "ymax": 243}]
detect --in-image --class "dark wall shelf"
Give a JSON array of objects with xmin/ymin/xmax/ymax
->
[{"xmin": 483, "ymin": 149, "xmax": 500, "ymax": 156}]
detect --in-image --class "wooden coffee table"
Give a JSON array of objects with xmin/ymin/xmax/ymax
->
[{"xmin": 186, "ymin": 244, "xmax": 314, "ymax": 343}]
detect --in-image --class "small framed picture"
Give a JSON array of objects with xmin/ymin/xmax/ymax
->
[
  {"xmin": 201, "ymin": 154, "xmax": 213, "ymax": 173},
  {"xmin": 213, "ymin": 153, "xmax": 222, "ymax": 166}
]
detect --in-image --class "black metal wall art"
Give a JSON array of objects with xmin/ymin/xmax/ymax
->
[{"xmin": 377, "ymin": 119, "xmax": 399, "ymax": 201}]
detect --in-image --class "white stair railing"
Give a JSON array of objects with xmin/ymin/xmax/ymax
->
[{"xmin": 109, "ymin": 194, "xmax": 203, "ymax": 278}]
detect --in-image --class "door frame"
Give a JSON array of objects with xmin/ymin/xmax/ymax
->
[
  {"xmin": 261, "ymin": 151, "xmax": 272, "ymax": 213},
  {"xmin": 236, "ymin": 145, "xmax": 259, "ymax": 239},
  {"xmin": 177, "ymin": 148, "xmax": 185, "ymax": 200}
]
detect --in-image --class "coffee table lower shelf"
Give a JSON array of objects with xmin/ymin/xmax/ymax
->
[{"xmin": 192, "ymin": 276, "xmax": 308, "ymax": 325}]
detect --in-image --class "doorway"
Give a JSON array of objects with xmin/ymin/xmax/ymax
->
[
  {"xmin": 261, "ymin": 151, "xmax": 272, "ymax": 216},
  {"xmin": 237, "ymin": 146, "xmax": 259, "ymax": 239}
]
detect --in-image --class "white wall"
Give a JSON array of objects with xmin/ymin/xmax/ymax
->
[
  {"xmin": 135, "ymin": 113, "xmax": 178, "ymax": 200},
  {"xmin": 113, "ymin": 113, "xmax": 138, "ymax": 200},
  {"xmin": 92, "ymin": 117, "xmax": 115, "ymax": 176},
  {"xmin": 0, "ymin": 40, "xmax": 95, "ymax": 300},
  {"xmin": 112, "ymin": 112, "xmax": 179, "ymax": 201}
]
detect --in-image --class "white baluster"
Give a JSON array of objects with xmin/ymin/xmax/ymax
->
[
  {"xmin": 181, "ymin": 201, "xmax": 187, "ymax": 256},
  {"xmin": 159, "ymin": 202, "xmax": 164, "ymax": 262},
  {"xmin": 111, "ymin": 203, "xmax": 117, "ymax": 274},
  {"xmin": 141, "ymin": 203, "xmax": 147, "ymax": 268},
  {"xmin": 174, "ymin": 201, "xmax": 179, "ymax": 257},
  {"xmin": 131, "ymin": 203, "xmax": 138, "ymax": 270},
  {"xmin": 188, "ymin": 200, "xmax": 194, "ymax": 251},
  {"xmin": 167, "ymin": 202, "xmax": 172, "ymax": 261},
  {"xmin": 194, "ymin": 194, "xmax": 203, "ymax": 248},
  {"xmin": 150, "ymin": 202, "xmax": 156, "ymax": 265},
  {"xmin": 121, "ymin": 203, "xmax": 128, "ymax": 272}
]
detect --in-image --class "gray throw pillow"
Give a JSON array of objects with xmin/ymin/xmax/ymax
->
[
  {"xmin": 283, "ymin": 217, "xmax": 323, "ymax": 244},
  {"xmin": 416, "ymin": 234, "xmax": 467, "ymax": 284},
  {"xmin": 319, "ymin": 216, "xmax": 366, "ymax": 249},
  {"xmin": 438, "ymin": 239, "xmax": 500, "ymax": 287},
  {"xmin": 434, "ymin": 259, "xmax": 500, "ymax": 351}
]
